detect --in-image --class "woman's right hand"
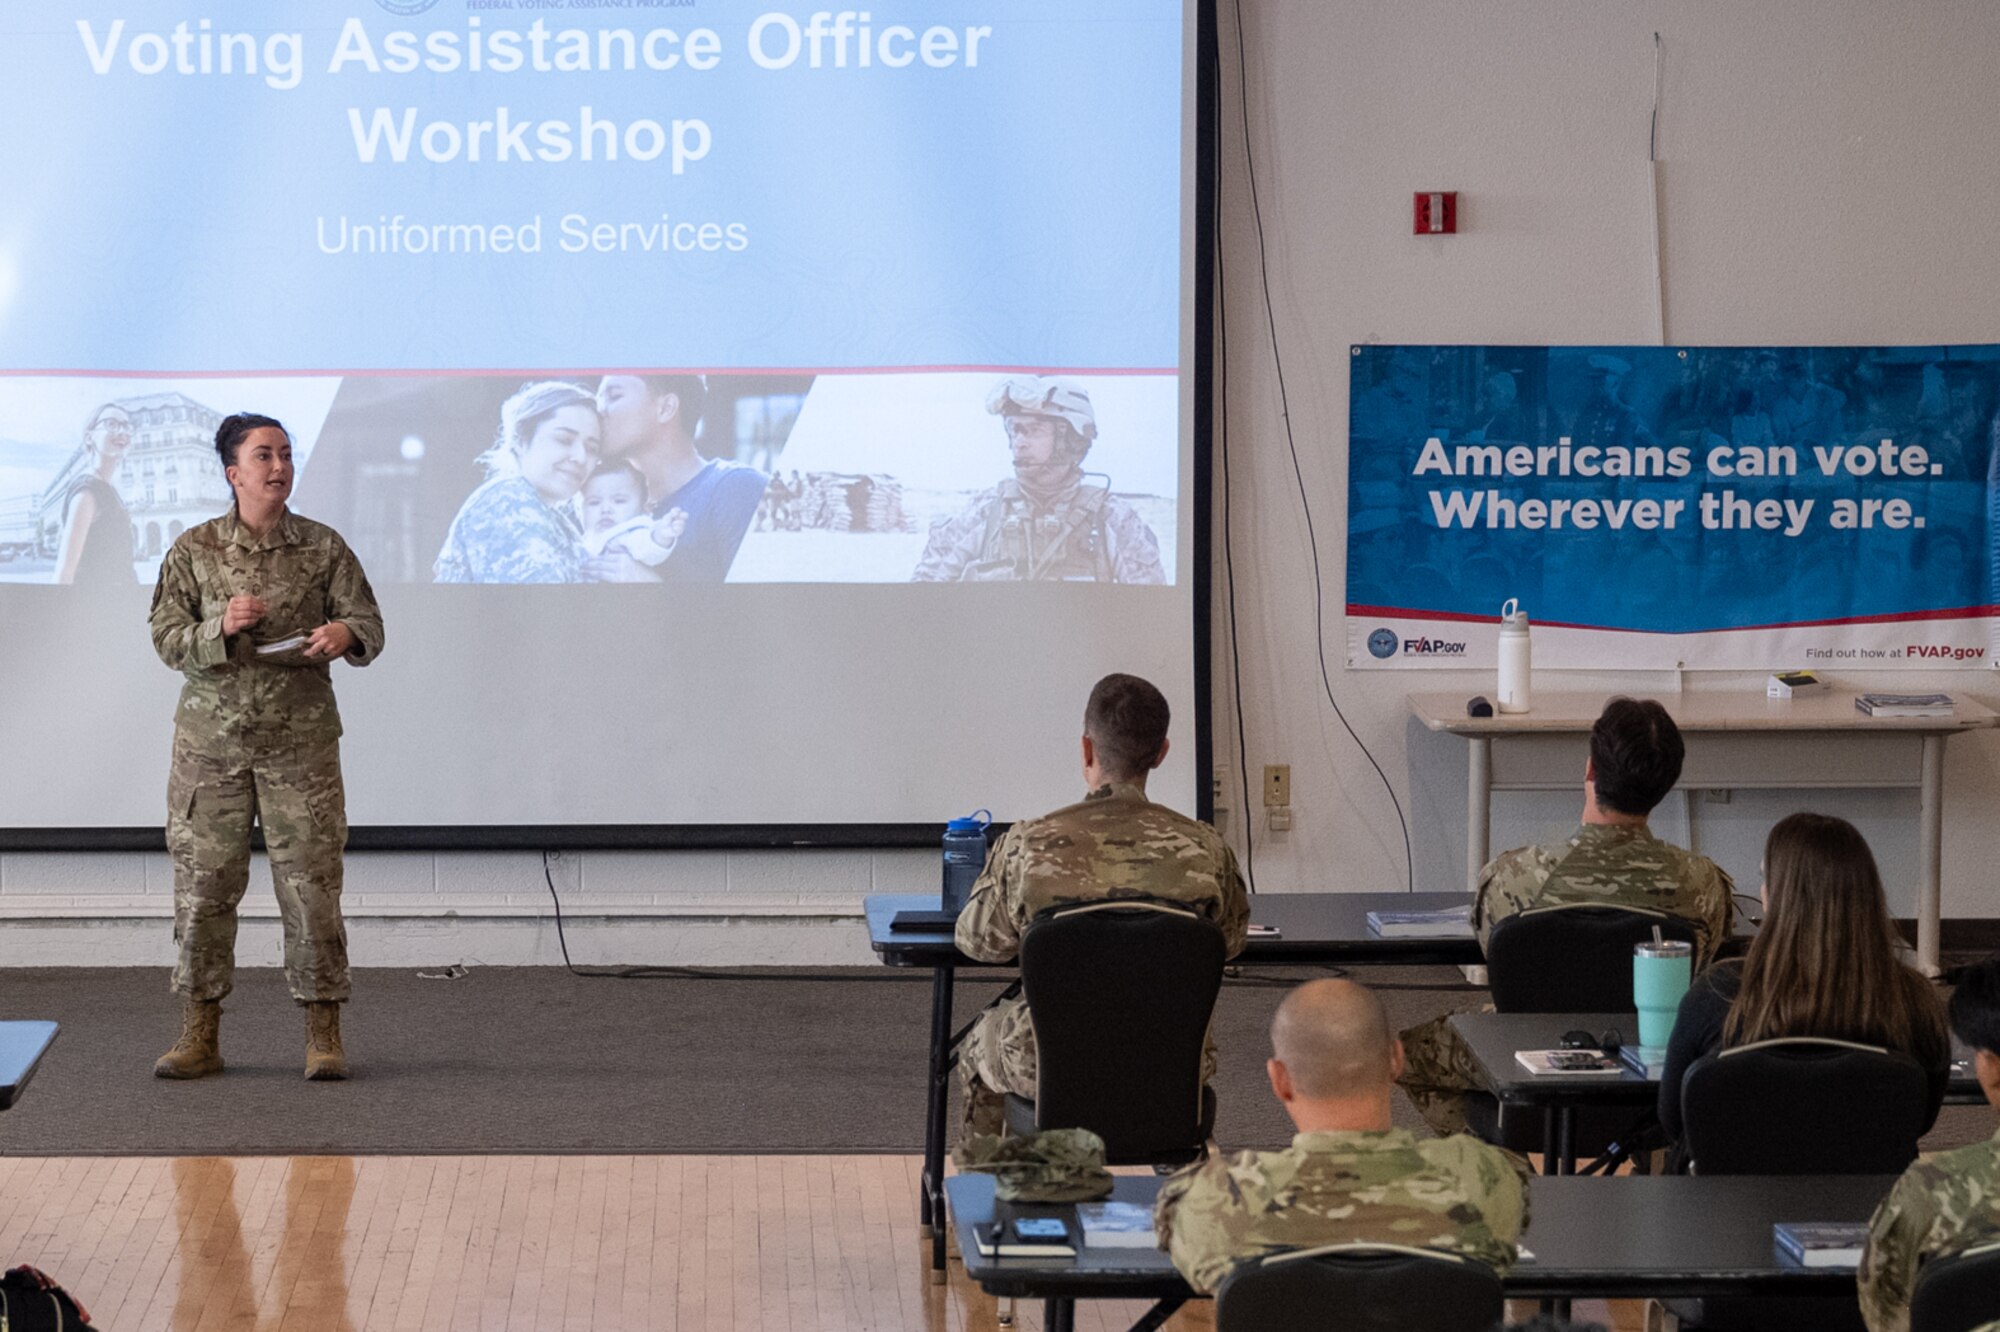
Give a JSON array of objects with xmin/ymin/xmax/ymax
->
[{"xmin": 222, "ymin": 596, "xmax": 268, "ymax": 636}]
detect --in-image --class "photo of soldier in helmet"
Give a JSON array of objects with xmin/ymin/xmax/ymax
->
[{"xmin": 910, "ymin": 376, "xmax": 1167, "ymax": 583}]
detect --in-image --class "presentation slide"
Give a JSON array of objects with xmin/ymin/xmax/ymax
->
[{"xmin": 0, "ymin": 1, "xmax": 1203, "ymax": 834}]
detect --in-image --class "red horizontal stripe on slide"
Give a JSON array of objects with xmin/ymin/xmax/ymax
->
[
  {"xmin": 1346, "ymin": 603, "xmax": 2000, "ymax": 635},
  {"xmin": 0, "ymin": 365, "xmax": 1181, "ymax": 379}
]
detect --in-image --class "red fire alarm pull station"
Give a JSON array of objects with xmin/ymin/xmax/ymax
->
[{"xmin": 1413, "ymin": 191, "xmax": 1457, "ymax": 234}]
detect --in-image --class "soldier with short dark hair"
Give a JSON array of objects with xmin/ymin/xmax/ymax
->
[
  {"xmin": 1155, "ymin": 979, "xmax": 1530, "ymax": 1293},
  {"xmin": 911, "ymin": 376, "xmax": 1166, "ymax": 583},
  {"xmin": 149, "ymin": 412, "xmax": 384, "ymax": 1082},
  {"xmin": 1858, "ymin": 955, "xmax": 2000, "ymax": 1332},
  {"xmin": 954, "ymin": 672, "xmax": 1247, "ymax": 1137},
  {"xmin": 1397, "ymin": 697, "xmax": 1735, "ymax": 1134}
]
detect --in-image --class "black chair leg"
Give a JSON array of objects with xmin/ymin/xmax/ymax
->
[
  {"xmin": 924, "ymin": 963, "xmax": 955, "ymax": 1273},
  {"xmin": 1127, "ymin": 1298, "xmax": 1185, "ymax": 1331}
]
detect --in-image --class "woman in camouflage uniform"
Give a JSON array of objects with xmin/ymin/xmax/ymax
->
[
  {"xmin": 149, "ymin": 413, "xmax": 384, "ymax": 1081},
  {"xmin": 433, "ymin": 380, "xmax": 600, "ymax": 583}
]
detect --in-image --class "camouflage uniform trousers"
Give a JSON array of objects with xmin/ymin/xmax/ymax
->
[
  {"xmin": 957, "ymin": 995, "xmax": 1221, "ymax": 1141},
  {"xmin": 1395, "ymin": 1005, "xmax": 1493, "ymax": 1137},
  {"xmin": 167, "ymin": 736, "xmax": 351, "ymax": 1004}
]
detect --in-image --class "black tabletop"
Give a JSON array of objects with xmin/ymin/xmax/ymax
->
[
  {"xmin": 0, "ymin": 1021, "xmax": 59, "ymax": 1111},
  {"xmin": 1451, "ymin": 1011, "xmax": 1659, "ymax": 1105},
  {"xmin": 948, "ymin": 1170, "xmax": 1899, "ymax": 1301},
  {"xmin": 1451, "ymin": 1011, "xmax": 1985, "ymax": 1106},
  {"xmin": 865, "ymin": 893, "xmax": 1483, "ymax": 968}
]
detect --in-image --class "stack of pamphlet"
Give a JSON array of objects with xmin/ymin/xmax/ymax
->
[
  {"xmin": 1855, "ymin": 693, "xmax": 1954, "ymax": 718},
  {"xmin": 1365, "ymin": 904, "xmax": 1474, "ymax": 939},
  {"xmin": 1773, "ymin": 1222, "xmax": 1868, "ymax": 1268},
  {"xmin": 1514, "ymin": 1049, "xmax": 1625, "ymax": 1076},
  {"xmin": 1075, "ymin": 1202, "xmax": 1157, "ymax": 1248},
  {"xmin": 1618, "ymin": 1045, "xmax": 1668, "ymax": 1079}
]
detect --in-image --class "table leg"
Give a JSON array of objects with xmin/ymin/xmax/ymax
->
[
  {"xmin": 1044, "ymin": 1298, "xmax": 1075, "ymax": 1332},
  {"xmin": 1540, "ymin": 1106, "xmax": 1576, "ymax": 1176},
  {"xmin": 1918, "ymin": 734, "xmax": 1945, "ymax": 977},
  {"xmin": 923, "ymin": 963, "xmax": 955, "ymax": 1277},
  {"xmin": 1468, "ymin": 735, "xmax": 1492, "ymax": 891},
  {"xmin": 1127, "ymin": 1299, "xmax": 1186, "ymax": 1331}
]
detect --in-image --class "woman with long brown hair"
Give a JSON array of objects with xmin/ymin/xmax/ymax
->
[{"xmin": 1657, "ymin": 811, "xmax": 1951, "ymax": 1149}]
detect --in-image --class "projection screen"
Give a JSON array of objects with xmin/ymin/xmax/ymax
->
[{"xmin": 0, "ymin": 1, "xmax": 1211, "ymax": 845}]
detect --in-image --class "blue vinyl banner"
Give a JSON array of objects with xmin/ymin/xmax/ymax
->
[{"xmin": 1347, "ymin": 345, "xmax": 1998, "ymax": 670}]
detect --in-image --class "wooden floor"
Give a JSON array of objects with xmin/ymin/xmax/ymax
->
[{"xmin": 0, "ymin": 1154, "xmax": 1643, "ymax": 1331}]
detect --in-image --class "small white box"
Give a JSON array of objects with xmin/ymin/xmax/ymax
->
[{"xmin": 1768, "ymin": 670, "xmax": 1827, "ymax": 699}]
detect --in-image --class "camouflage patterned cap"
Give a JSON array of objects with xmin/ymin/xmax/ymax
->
[{"xmin": 953, "ymin": 1129, "xmax": 1114, "ymax": 1202}]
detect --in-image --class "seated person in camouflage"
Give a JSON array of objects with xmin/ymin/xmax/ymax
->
[
  {"xmin": 954, "ymin": 672, "xmax": 1248, "ymax": 1138},
  {"xmin": 1858, "ymin": 954, "xmax": 2000, "ymax": 1332},
  {"xmin": 1398, "ymin": 697, "xmax": 1736, "ymax": 1134},
  {"xmin": 1156, "ymin": 979, "xmax": 1531, "ymax": 1294},
  {"xmin": 912, "ymin": 376, "xmax": 1166, "ymax": 584}
]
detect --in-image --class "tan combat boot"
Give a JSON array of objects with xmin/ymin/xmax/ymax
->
[
  {"xmin": 305, "ymin": 1001, "xmax": 348, "ymax": 1081},
  {"xmin": 154, "ymin": 998, "xmax": 224, "ymax": 1079}
]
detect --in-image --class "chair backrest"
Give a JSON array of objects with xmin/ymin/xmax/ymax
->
[
  {"xmin": 1680, "ymin": 1037, "xmax": 1931, "ymax": 1175},
  {"xmin": 1214, "ymin": 1244, "xmax": 1504, "ymax": 1332},
  {"xmin": 1486, "ymin": 904, "xmax": 1699, "ymax": 1012},
  {"xmin": 1910, "ymin": 1239, "xmax": 2000, "ymax": 1332},
  {"xmin": 1018, "ymin": 899, "xmax": 1225, "ymax": 1161}
]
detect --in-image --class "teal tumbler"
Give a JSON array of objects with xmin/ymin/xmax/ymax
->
[{"xmin": 1633, "ymin": 940, "xmax": 1694, "ymax": 1050}]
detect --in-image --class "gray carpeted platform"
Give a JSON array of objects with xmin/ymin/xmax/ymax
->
[
  {"xmin": 0, "ymin": 965, "xmax": 1463, "ymax": 1155},
  {"xmin": 0, "ymin": 965, "xmax": 1988, "ymax": 1157}
]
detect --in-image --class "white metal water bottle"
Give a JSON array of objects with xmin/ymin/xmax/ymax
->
[{"xmin": 1497, "ymin": 598, "xmax": 1532, "ymax": 713}]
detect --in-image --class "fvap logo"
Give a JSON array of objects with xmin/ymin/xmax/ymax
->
[
  {"xmin": 1402, "ymin": 636, "xmax": 1469, "ymax": 657},
  {"xmin": 1366, "ymin": 628, "xmax": 1398, "ymax": 659},
  {"xmin": 375, "ymin": 0, "xmax": 441, "ymax": 16}
]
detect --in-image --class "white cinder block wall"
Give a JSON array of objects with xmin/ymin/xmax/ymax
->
[{"xmin": 6, "ymin": 0, "xmax": 1999, "ymax": 969}]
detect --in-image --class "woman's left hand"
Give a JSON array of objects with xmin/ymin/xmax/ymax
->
[{"xmin": 303, "ymin": 622, "xmax": 357, "ymax": 661}]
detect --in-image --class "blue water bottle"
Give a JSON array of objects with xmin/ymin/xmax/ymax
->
[{"xmin": 941, "ymin": 810, "xmax": 992, "ymax": 914}]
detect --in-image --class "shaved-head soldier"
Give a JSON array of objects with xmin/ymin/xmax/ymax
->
[{"xmin": 1157, "ymin": 979, "xmax": 1530, "ymax": 1294}]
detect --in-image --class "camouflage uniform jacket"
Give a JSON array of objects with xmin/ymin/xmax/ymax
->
[
  {"xmin": 433, "ymin": 475, "xmax": 584, "ymax": 584},
  {"xmin": 150, "ymin": 507, "xmax": 385, "ymax": 750},
  {"xmin": 1155, "ymin": 1128, "xmax": 1531, "ymax": 1294},
  {"xmin": 912, "ymin": 474, "xmax": 1166, "ymax": 583},
  {"xmin": 954, "ymin": 782, "xmax": 1250, "ymax": 965},
  {"xmin": 1858, "ymin": 1128, "xmax": 2000, "ymax": 1332},
  {"xmin": 1475, "ymin": 822, "xmax": 1735, "ymax": 965}
]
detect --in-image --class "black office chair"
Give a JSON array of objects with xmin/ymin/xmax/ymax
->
[
  {"xmin": 1669, "ymin": 1037, "xmax": 1932, "ymax": 1332},
  {"xmin": 1214, "ymin": 1243, "xmax": 1503, "ymax": 1332},
  {"xmin": 1679, "ymin": 1037, "xmax": 1931, "ymax": 1176},
  {"xmin": 998, "ymin": 898, "xmax": 1224, "ymax": 1166},
  {"xmin": 1486, "ymin": 904, "xmax": 1698, "ymax": 1012},
  {"xmin": 1910, "ymin": 1239, "xmax": 2000, "ymax": 1332},
  {"xmin": 1467, "ymin": 904, "xmax": 1698, "ymax": 1162}
]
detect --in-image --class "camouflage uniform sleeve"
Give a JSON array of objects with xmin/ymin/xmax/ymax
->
[
  {"xmin": 1692, "ymin": 859, "xmax": 1738, "ymax": 967},
  {"xmin": 1153, "ymin": 1150, "xmax": 1255, "ymax": 1295},
  {"xmin": 325, "ymin": 531, "xmax": 385, "ymax": 665},
  {"xmin": 148, "ymin": 535, "xmax": 229, "ymax": 673},
  {"xmin": 911, "ymin": 501, "xmax": 988, "ymax": 583},
  {"xmin": 1858, "ymin": 1170, "xmax": 1930, "ymax": 1332},
  {"xmin": 954, "ymin": 824, "xmax": 1027, "ymax": 963},
  {"xmin": 1474, "ymin": 846, "xmax": 1548, "ymax": 952},
  {"xmin": 1215, "ymin": 842, "xmax": 1251, "ymax": 958},
  {"xmin": 1471, "ymin": 1143, "xmax": 1533, "ymax": 1271},
  {"xmin": 1106, "ymin": 502, "xmax": 1167, "ymax": 585}
]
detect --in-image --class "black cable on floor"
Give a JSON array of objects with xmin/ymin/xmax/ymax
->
[
  {"xmin": 1229, "ymin": 0, "xmax": 1414, "ymax": 889},
  {"xmin": 539, "ymin": 852, "xmax": 942, "ymax": 983}
]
